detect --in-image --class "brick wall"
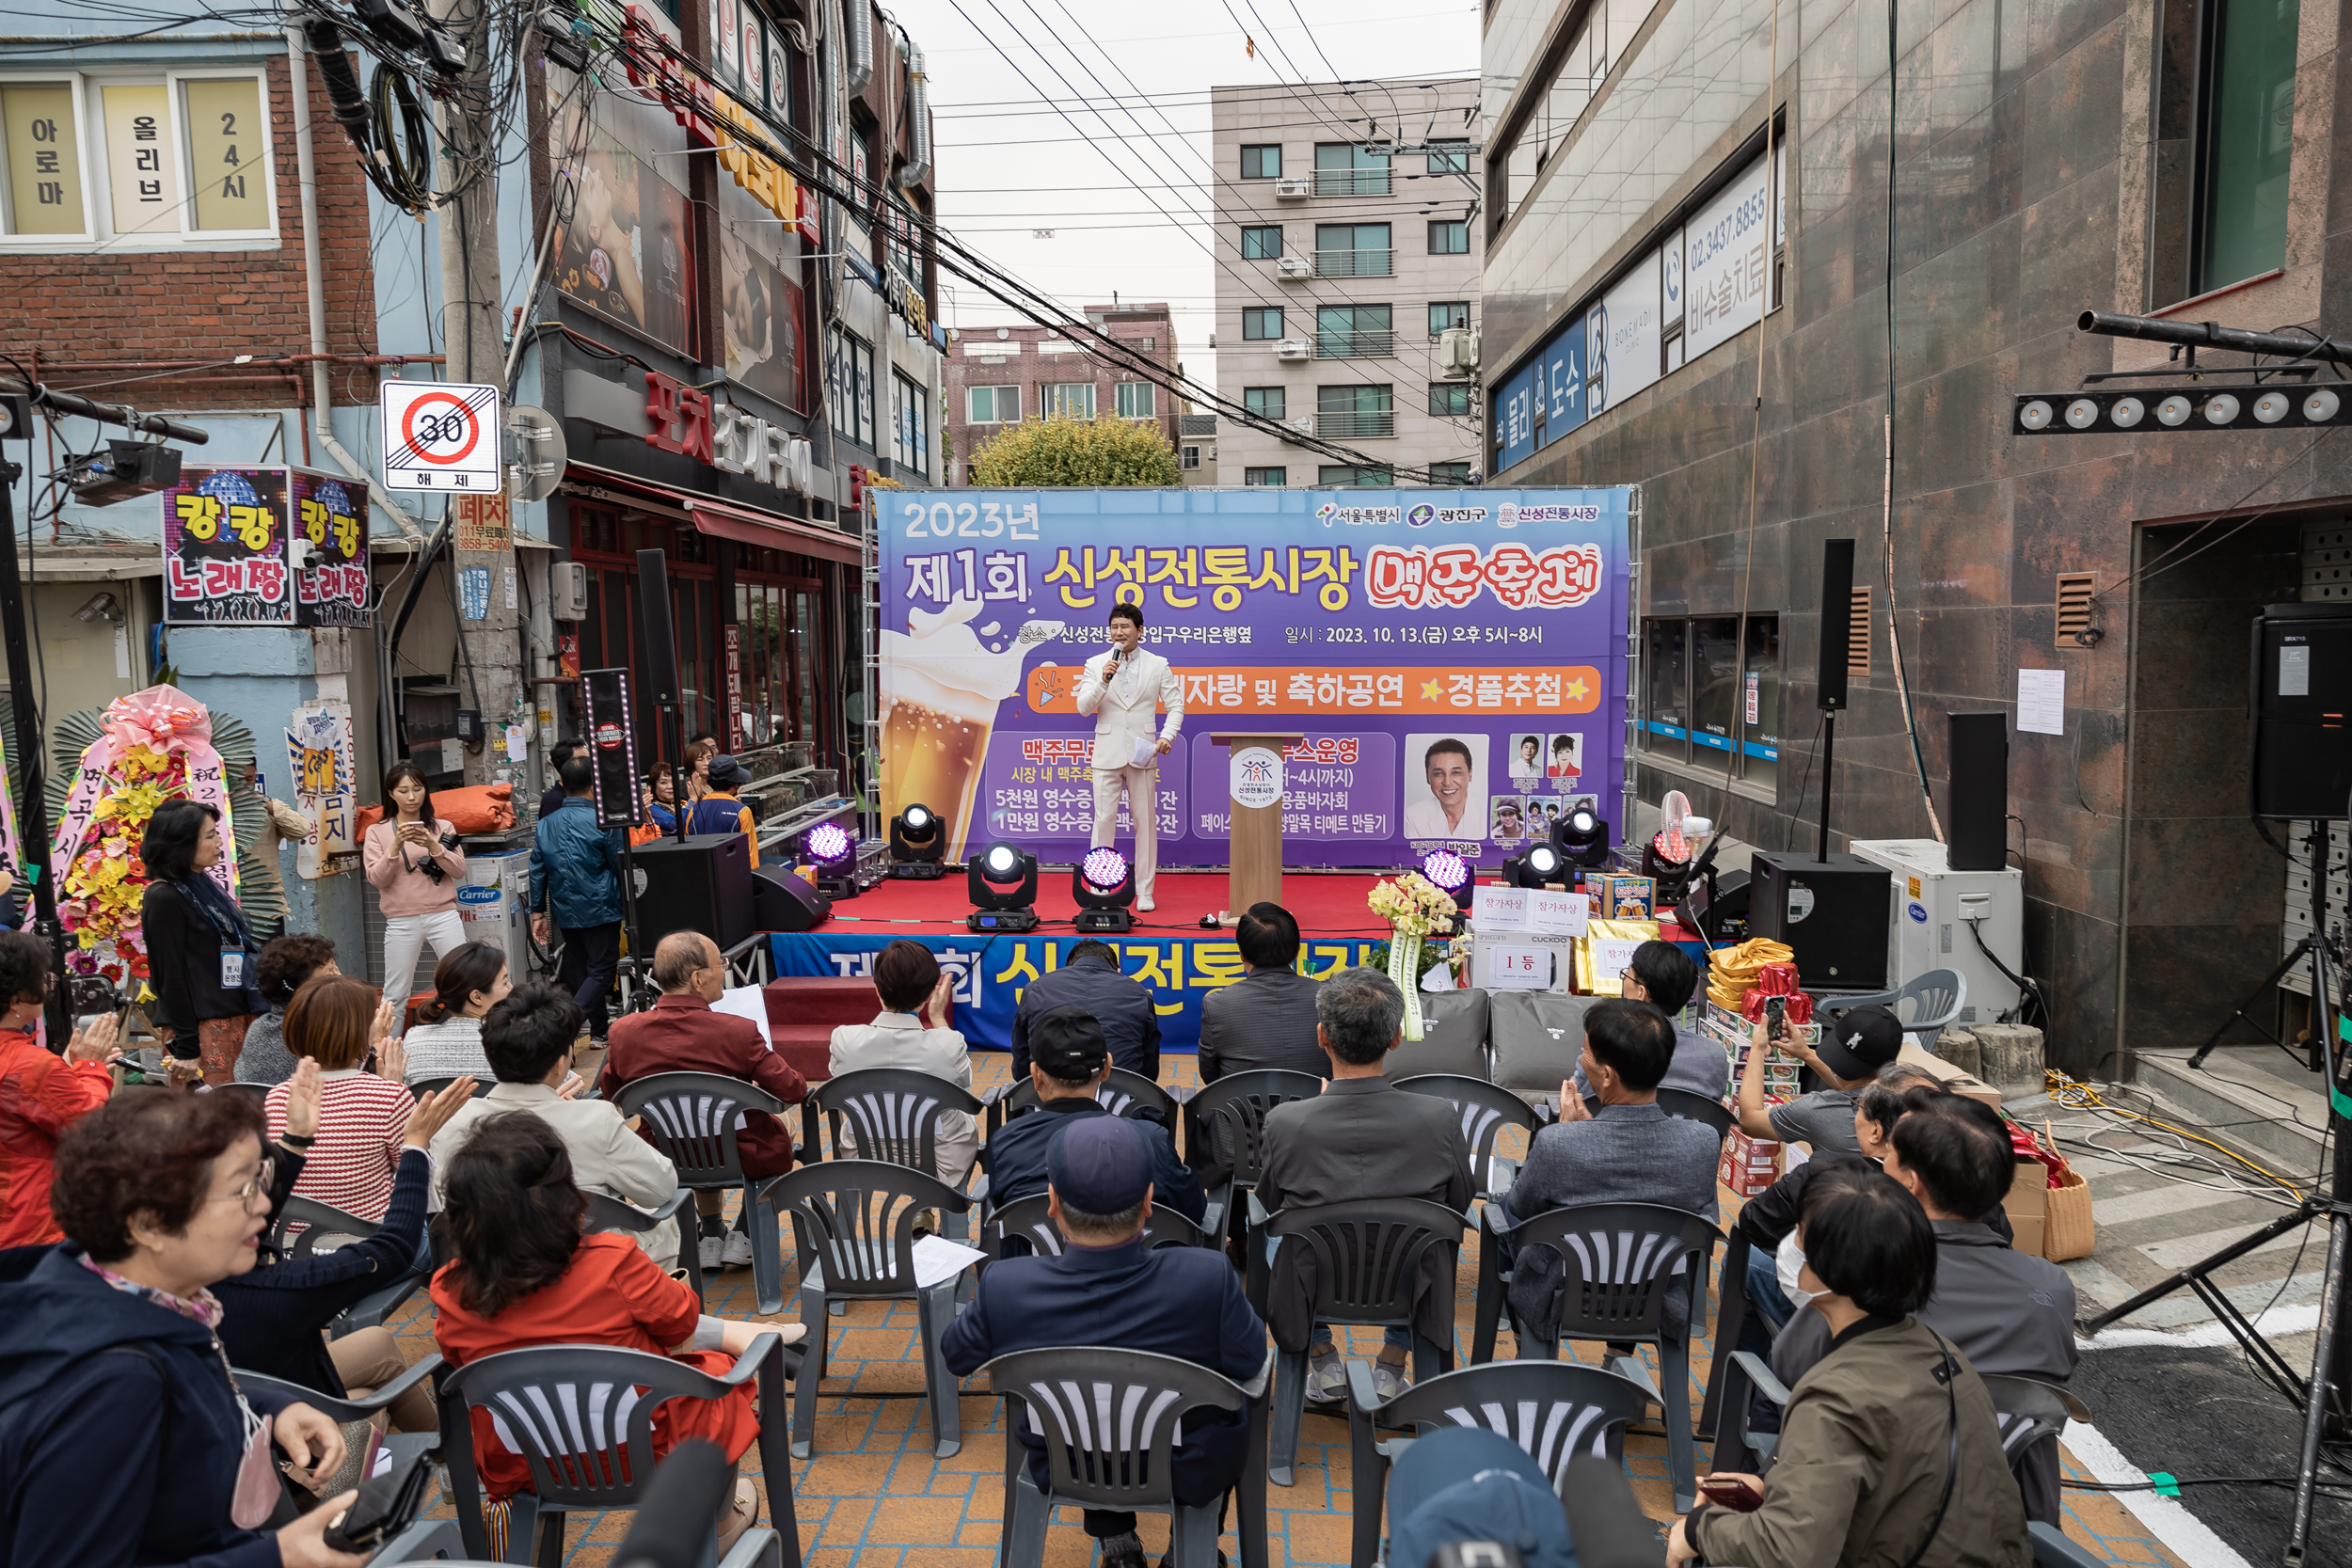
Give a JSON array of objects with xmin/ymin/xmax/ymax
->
[{"xmin": 945, "ymin": 310, "xmax": 1182, "ymax": 484}]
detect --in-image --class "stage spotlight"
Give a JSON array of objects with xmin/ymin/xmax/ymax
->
[
  {"xmin": 1421, "ymin": 847, "xmax": 1475, "ymax": 912},
  {"xmin": 888, "ymin": 802, "xmax": 947, "ymax": 879},
  {"xmin": 2017, "ymin": 399, "xmax": 2052, "ymax": 431},
  {"xmin": 1506, "ymin": 841, "xmax": 1566, "ymax": 888},
  {"xmin": 2254, "ymin": 390, "xmax": 2292, "ymax": 424},
  {"xmin": 1552, "ymin": 803, "xmax": 1611, "ymax": 867},
  {"xmin": 2307, "ymin": 388, "xmax": 2342, "ymax": 421},
  {"xmin": 1073, "ymin": 847, "xmax": 1136, "ymax": 933},
  {"xmin": 1644, "ymin": 837, "xmax": 1692, "ymax": 904},
  {"xmin": 803, "ymin": 820, "xmax": 861, "ymax": 901},
  {"xmin": 2204, "ymin": 392, "xmax": 2241, "ymax": 425},
  {"xmin": 966, "ymin": 840, "xmax": 1040, "ymax": 932},
  {"xmin": 2109, "ymin": 396, "xmax": 2143, "ymax": 428},
  {"xmin": 2063, "ymin": 398, "xmax": 2099, "ymax": 430},
  {"xmin": 2156, "ymin": 394, "xmax": 2193, "ymax": 426}
]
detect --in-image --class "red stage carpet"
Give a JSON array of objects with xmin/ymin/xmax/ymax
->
[{"xmin": 813, "ymin": 869, "xmax": 1390, "ymax": 937}]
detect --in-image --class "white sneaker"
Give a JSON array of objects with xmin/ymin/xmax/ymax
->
[
  {"xmin": 699, "ymin": 1234, "xmax": 724, "ymax": 1273},
  {"xmin": 721, "ymin": 1230, "xmax": 755, "ymax": 1268},
  {"xmin": 1137, "ymin": 895, "xmax": 1155, "ymax": 911}
]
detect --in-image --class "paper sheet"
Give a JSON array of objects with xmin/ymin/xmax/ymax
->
[
  {"xmin": 1130, "ymin": 736, "xmax": 1157, "ymax": 769},
  {"xmin": 2017, "ymin": 668, "xmax": 2065, "ymax": 736},
  {"xmin": 912, "ymin": 1234, "xmax": 988, "ymax": 1290},
  {"xmin": 1527, "ymin": 889, "xmax": 1589, "ymax": 937},
  {"xmin": 714, "ymin": 985, "xmax": 774, "ymax": 1050},
  {"xmin": 1471, "ymin": 883, "xmax": 1529, "ymax": 931}
]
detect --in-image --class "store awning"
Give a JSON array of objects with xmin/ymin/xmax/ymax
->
[{"xmin": 559, "ymin": 461, "xmax": 860, "ymax": 566}]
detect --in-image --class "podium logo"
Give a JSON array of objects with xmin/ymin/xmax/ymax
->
[{"xmin": 1230, "ymin": 745, "xmax": 1286, "ymax": 811}]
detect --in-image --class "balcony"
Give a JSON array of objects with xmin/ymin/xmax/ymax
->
[
  {"xmin": 1313, "ymin": 247, "xmax": 1393, "ymax": 278},
  {"xmin": 1311, "ymin": 168, "xmax": 1391, "ymax": 198},
  {"xmin": 1316, "ymin": 409, "xmax": 1396, "ymax": 438},
  {"xmin": 1314, "ymin": 330, "xmax": 1396, "ymax": 359}
]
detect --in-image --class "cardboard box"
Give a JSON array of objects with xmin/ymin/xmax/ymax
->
[
  {"xmin": 1897, "ymin": 1042, "xmax": 2002, "ymax": 1111},
  {"xmin": 1998, "ymin": 1155, "xmax": 2047, "ymax": 1257},
  {"xmin": 1720, "ymin": 1128, "xmax": 1783, "ymax": 1196}
]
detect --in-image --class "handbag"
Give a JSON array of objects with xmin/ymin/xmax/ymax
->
[
  {"xmin": 2042, "ymin": 1166, "xmax": 2096, "ymax": 1261},
  {"xmin": 321, "ymin": 1444, "xmax": 434, "ymax": 1553}
]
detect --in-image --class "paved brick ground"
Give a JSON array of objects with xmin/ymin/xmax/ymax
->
[{"xmin": 381, "ymin": 1053, "xmax": 2188, "ymax": 1565}]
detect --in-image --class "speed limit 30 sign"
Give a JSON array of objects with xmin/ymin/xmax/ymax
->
[{"xmin": 380, "ymin": 381, "xmax": 504, "ymax": 493}]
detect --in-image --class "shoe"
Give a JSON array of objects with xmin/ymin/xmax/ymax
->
[
  {"xmin": 698, "ymin": 1234, "xmax": 725, "ymax": 1273},
  {"xmin": 721, "ymin": 1230, "xmax": 755, "ymax": 1269},
  {"xmin": 1303, "ymin": 1347, "xmax": 1345, "ymax": 1405},
  {"xmin": 1137, "ymin": 895, "xmax": 1155, "ymax": 911},
  {"xmin": 1370, "ymin": 1359, "xmax": 1408, "ymax": 1402},
  {"xmin": 1097, "ymin": 1530, "xmax": 1147, "ymax": 1568},
  {"xmin": 716, "ymin": 1478, "xmax": 759, "ymax": 1555}
]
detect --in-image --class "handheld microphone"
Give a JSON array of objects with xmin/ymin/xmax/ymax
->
[{"xmin": 612, "ymin": 1440, "xmax": 735, "ymax": 1568}]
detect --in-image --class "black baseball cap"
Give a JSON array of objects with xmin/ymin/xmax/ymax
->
[
  {"xmin": 707, "ymin": 754, "xmax": 753, "ymax": 790},
  {"xmin": 1820, "ymin": 1005, "xmax": 1905, "ymax": 1079},
  {"xmin": 1047, "ymin": 1115, "xmax": 1152, "ymax": 1214},
  {"xmin": 1029, "ymin": 1005, "xmax": 1109, "ymax": 1081}
]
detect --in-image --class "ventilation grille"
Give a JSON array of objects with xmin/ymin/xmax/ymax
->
[
  {"xmin": 1849, "ymin": 586, "xmax": 1872, "ymax": 676},
  {"xmin": 2305, "ymin": 522, "xmax": 2352, "ymax": 603},
  {"xmin": 2055, "ymin": 573, "xmax": 2096, "ymax": 644}
]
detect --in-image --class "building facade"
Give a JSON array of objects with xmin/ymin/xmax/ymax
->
[
  {"xmin": 1179, "ymin": 413, "xmax": 1220, "ymax": 485},
  {"xmin": 1212, "ymin": 78, "xmax": 1485, "ymax": 488},
  {"xmin": 1482, "ymin": 0, "xmax": 2346, "ymax": 1075},
  {"xmin": 943, "ymin": 302, "xmax": 1183, "ymax": 484}
]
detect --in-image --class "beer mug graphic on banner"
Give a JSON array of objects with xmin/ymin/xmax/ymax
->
[{"xmin": 881, "ymin": 598, "xmax": 1065, "ymax": 861}]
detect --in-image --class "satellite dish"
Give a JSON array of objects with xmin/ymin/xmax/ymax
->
[{"xmin": 504, "ymin": 404, "xmax": 567, "ymax": 503}]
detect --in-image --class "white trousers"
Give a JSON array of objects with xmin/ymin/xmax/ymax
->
[
  {"xmin": 1090, "ymin": 764, "xmax": 1160, "ymax": 898},
  {"xmin": 383, "ymin": 909, "xmax": 469, "ymax": 1033}
]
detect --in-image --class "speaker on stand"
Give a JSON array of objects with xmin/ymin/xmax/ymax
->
[{"xmin": 1947, "ymin": 712, "xmax": 2009, "ymax": 872}]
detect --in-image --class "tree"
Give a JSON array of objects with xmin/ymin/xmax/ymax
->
[{"xmin": 966, "ymin": 412, "xmax": 1181, "ymax": 487}]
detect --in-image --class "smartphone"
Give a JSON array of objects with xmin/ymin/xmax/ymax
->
[
  {"xmin": 1765, "ymin": 994, "xmax": 1788, "ymax": 1043},
  {"xmin": 1697, "ymin": 1475, "xmax": 1765, "ymax": 1512}
]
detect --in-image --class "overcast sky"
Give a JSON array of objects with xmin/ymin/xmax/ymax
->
[{"xmin": 894, "ymin": 0, "xmax": 1481, "ymax": 395}]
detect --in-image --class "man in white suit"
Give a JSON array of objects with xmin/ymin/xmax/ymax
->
[{"xmin": 1073, "ymin": 601, "xmax": 1184, "ymax": 910}]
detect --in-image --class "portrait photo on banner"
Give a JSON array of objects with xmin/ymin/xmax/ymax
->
[
  {"xmin": 1508, "ymin": 731, "xmax": 1545, "ymax": 784},
  {"xmin": 1401, "ymin": 731, "xmax": 1486, "ymax": 844}
]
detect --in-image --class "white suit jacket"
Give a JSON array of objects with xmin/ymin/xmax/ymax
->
[{"xmin": 1073, "ymin": 646, "xmax": 1184, "ymax": 771}]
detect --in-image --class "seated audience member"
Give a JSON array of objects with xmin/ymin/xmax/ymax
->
[
  {"xmin": 218, "ymin": 1062, "xmax": 474, "ymax": 1437},
  {"xmin": 1670, "ymin": 1166, "xmax": 2028, "ymax": 1568},
  {"xmin": 1009, "ymin": 939, "xmax": 1160, "ymax": 1082},
  {"xmin": 1257, "ymin": 965, "xmax": 1471, "ymax": 1403},
  {"xmin": 0, "ymin": 932, "xmax": 119, "ymax": 1247},
  {"xmin": 234, "ymin": 934, "xmax": 339, "ymax": 1085},
  {"xmin": 1771, "ymin": 1094, "xmax": 2077, "ymax": 1524},
  {"xmin": 435, "ymin": 984, "xmax": 684, "ymax": 1269},
  {"xmin": 1493, "ymin": 998, "xmax": 1722, "ymax": 1346},
  {"xmin": 0, "ymin": 1091, "xmax": 367, "ymax": 1568},
  {"xmin": 398, "ymin": 942, "xmax": 511, "ymax": 1086},
  {"xmin": 265, "ymin": 975, "xmax": 416, "ymax": 1222},
  {"xmin": 1735, "ymin": 1004, "xmax": 1905, "ymax": 1155},
  {"xmin": 432, "ymin": 1115, "xmax": 801, "ymax": 1553},
  {"xmin": 1384, "ymin": 1427, "xmax": 1581, "ymax": 1568},
  {"xmin": 1573, "ymin": 940, "xmax": 1727, "ymax": 1101},
  {"xmin": 827, "ymin": 940, "xmax": 978, "ymax": 1187},
  {"xmin": 982, "ymin": 1006, "xmax": 1203, "ymax": 1222},
  {"xmin": 600, "ymin": 931, "xmax": 807, "ymax": 1271},
  {"xmin": 1198, "ymin": 903, "xmax": 1326, "ymax": 1085},
  {"xmin": 944, "ymin": 1117, "xmax": 1265, "ymax": 1568}
]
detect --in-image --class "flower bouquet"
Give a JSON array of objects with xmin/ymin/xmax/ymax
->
[{"xmin": 1367, "ymin": 867, "xmax": 1462, "ymax": 1040}]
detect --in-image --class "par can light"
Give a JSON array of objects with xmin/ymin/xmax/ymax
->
[
  {"xmin": 2064, "ymin": 398, "xmax": 2100, "ymax": 430},
  {"xmin": 2309, "ymin": 388, "xmax": 2343, "ymax": 422},
  {"xmin": 2156, "ymin": 395, "xmax": 2194, "ymax": 426},
  {"xmin": 2018, "ymin": 400, "xmax": 2054, "ymax": 431},
  {"xmin": 2254, "ymin": 391, "xmax": 2291, "ymax": 424},
  {"xmin": 2203, "ymin": 393, "xmax": 2241, "ymax": 425},
  {"xmin": 2109, "ymin": 397, "xmax": 2143, "ymax": 428}
]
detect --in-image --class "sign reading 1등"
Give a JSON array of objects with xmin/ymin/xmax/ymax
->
[{"xmin": 380, "ymin": 381, "xmax": 503, "ymax": 492}]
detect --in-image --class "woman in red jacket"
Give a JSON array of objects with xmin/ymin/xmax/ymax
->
[{"xmin": 0, "ymin": 930, "xmax": 121, "ymax": 1247}]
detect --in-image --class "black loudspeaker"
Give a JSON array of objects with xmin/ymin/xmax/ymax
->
[
  {"xmin": 2252, "ymin": 603, "xmax": 2352, "ymax": 819},
  {"xmin": 637, "ymin": 548, "xmax": 682, "ymax": 707},
  {"xmin": 1747, "ymin": 850, "xmax": 1890, "ymax": 990},
  {"xmin": 581, "ymin": 667, "xmax": 644, "ymax": 832},
  {"xmin": 1817, "ymin": 539, "xmax": 1856, "ymax": 712},
  {"xmin": 751, "ymin": 863, "xmax": 834, "ymax": 931},
  {"xmin": 632, "ymin": 832, "xmax": 752, "ymax": 951},
  {"xmin": 1947, "ymin": 711, "xmax": 2009, "ymax": 871}
]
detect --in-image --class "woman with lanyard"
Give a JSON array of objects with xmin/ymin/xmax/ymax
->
[
  {"xmin": 141, "ymin": 798, "xmax": 268, "ymax": 1086},
  {"xmin": 363, "ymin": 763, "xmax": 467, "ymax": 1036}
]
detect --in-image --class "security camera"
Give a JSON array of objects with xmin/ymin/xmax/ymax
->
[{"xmin": 72, "ymin": 592, "xmax": 121, "ymax": 625}]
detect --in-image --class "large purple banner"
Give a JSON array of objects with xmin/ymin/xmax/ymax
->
[{"xmin": 877, "ymin": 488, "xmax": 1632, "ymax": 868}]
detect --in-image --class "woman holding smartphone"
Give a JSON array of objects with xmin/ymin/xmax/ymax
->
[{"xmin": 364, "ymin": 763, "xmax": 467, "ymax": 1036}]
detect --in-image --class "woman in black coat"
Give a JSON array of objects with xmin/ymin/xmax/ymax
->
[{"xmin": 141, "ymin": 798, "xmax": 268, "ymax": 1086}]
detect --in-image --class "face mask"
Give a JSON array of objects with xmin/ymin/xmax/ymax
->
[{"xmin": 1776, "ymin": 1232, "xmax": 1818, "ymax": 1312}]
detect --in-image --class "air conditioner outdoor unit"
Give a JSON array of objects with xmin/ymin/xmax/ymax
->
[
  {"xmin": 1274, "ymin": 340, "xmax": 1311, "ymax": 360},
  {"xmin": 1438, "ymin": 325, "xmax": 1481, "ymax": 378},
  {"xmin": 1273, "ymin": 177, "xmax": 1311, "ymax": 198},
  {"xmin": 1276, "ymin": 256, "xmax": 1311, "ymax": 280}
]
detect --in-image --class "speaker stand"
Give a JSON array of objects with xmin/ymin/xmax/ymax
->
[
  {"xmin": 2186, "ymin": 935, "xmax": 2327, "ymax": 1072},
  {"xmin": 1815, "ymin": 711, "xmax": 1837, "ymax": 863}
]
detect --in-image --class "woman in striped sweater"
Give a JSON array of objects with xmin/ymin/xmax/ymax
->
[{"xmin": 263, "ymin": 974, "xmax": 414, "ymax": 1222}]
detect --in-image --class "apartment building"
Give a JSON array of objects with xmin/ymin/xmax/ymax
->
[
  {"xmin": 1211, "ymin": 78, "xmax": 1483, "ymax": 487},
  {"xmin": 945, "ymin": 302, "xmax": 1183, "ymax": 484}
]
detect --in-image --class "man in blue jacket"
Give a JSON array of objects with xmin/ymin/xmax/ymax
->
[
  {"xmin": 1009, "ymin": 940, "xmax": 1160, "ymax": 1081},
  {"xmin": 980, "ymin": 1006, "xmax": 1204, "ymax": 1223},
  {"xmin": 530, "ymin": 754, "xmax": 628, "ymax": 1044},
  {"xmin": 944, "ymin": 1115, "xmax": 1265, "ymax": 1568}
]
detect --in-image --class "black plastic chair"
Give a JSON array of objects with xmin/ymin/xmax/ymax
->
[
  {"xmin": 410, "ymin": 1076, "xmax": 497, "ymax": 1101},
  {"xmin": 436, "ymin": 1334, "xmax": 801, "ymax": 1566},
  {"xmin": 219, "ymin": 1081, "xmax": 276, "ymax": 1105},
  {"xmin": 1696, "ymin": 1227, "xmax": 1759, "ymax": 1441},
  {"xmin": 1245, "ymin": 1195, "xmax": 1467, "ymax": 1488},
  {"xmin": 1393, "ymin": 1072, "xmax": 1542, "ymax": 1203},
  {"xmin": 581, "ymin": 1188, "xmax": 701, "ymax": 1300},
  {"xmin": 1654, "ymin": 1087, "xmax": 1736, "ymax": 1142},
  {"xmin": 1983, "ymin": 1372, "xmax": 2091, "ymax": 1521},
  {"xmin": 266, "ymin": 1197, "xmax": 427, "ymax": 1338},
  {"xmin": 980, "ymin": 1345, "xmax": 1271, "ymax": 1568},
  {"xmin": 374, "ymin": 1519, "xmax": 787, "ymax": 1566},
  {"xmin": 234, "ymin": 1357, "xmax": 446, "ymax": 1487},
  {"xmin": 1181, "ymin": 1068, "xmax": 1320, "ymax": 1246},
  {"xmin": 1470, "ymin": 1201, "xmax": 1723, "ymax": 1510},
  {"xmin": 1346, "ymin": 1358, "xmax": 1652, "ymax": 1568},
  {"xmin": 985, "ymin": 1068, "xmax": 1180, "ymax": 1140},
  {"xmin": 978, "ymin": 1191, "xmax": 1208, "ymax": 1264},
  {"xmin": 771, "ymin": 1159, "xmax": 975, "ymax": 1460},
  {"xmin": 613, "ymin": 1070, "xmax": 794, "ymax": 1313}
]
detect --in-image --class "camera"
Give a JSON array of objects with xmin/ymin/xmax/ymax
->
[
  {"xmin": 412, "ymin": 830, "xmax": 460, "ymax": 884},
  {"xmin": 68, "ymin": 974, "xmax": 121, "ymax": 1017}
]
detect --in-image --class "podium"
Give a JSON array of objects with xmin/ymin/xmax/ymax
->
[{"xmin": 1209, "ymin": 732, "xmax": 1303, "ymax": 926}]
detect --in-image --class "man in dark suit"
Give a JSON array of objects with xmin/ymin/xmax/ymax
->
[
  {"xmin": 1257, "ymin": 965, "xmax": 1471, "ymax": 1404},
  {"xmin": 1010, "ymin": 940, "xmax": 1160, "ymax": 1081},
  {"xmin": 1198, "ymin": 902, "xmax": 1326, "ymax": 1085},
  {"xmin": 981, "ymin": 1006, "xmax": 1205, "ymax": 1222},
  {"xmin": 944, "ymin": 1116, "xmax": 1266, "ymax": 1568}
]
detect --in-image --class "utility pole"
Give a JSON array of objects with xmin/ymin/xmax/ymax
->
[{"xmin": 433, "ymin": 0, "xmax": 524, "ymax": 785}]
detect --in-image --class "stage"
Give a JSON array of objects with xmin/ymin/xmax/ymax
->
[{"xmin": 764, "ymin": 870, "xmax": 1394, "ymax": 1056}]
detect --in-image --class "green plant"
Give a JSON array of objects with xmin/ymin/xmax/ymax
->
[{"xmin": 967, "ymin": 411, "xmax": 1181, "ymax": 487}]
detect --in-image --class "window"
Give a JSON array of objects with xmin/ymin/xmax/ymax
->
[
  {"xmin": 1318, "ymin": 464, "xmax": 1393, "ymax": 486},
  {"xmin": 1486, "ymin": 11, "xmax": 1610, "ymax": 233},
  {"xmin": 1426, "ymin": 140, "xmax": 1471, "ymax": 175},
  {"xmin": 891, "ymin": 371, "xmax": 928, "ymax": 472},
  {"xmin": 826, "ymin": 327, "xmax": 875, "ymax": 448},
  {"xmin": 1241, "ymin": 224, "xmax": 1282, "ymax": 259},
  {"xmin": 1240, "ymin": 143, "xmax": 1281, "ymax": 179},
  {"xmin": 1316, "ymin": 303, "xmax": 1393, "ymax": 358},
  {"xmin": 1640, "ymin": 614, "xmax": 1781, "ymax": 785},
  {"xmin": 1316, "ymin": 384, "xmax": 1394, "ymax": 438},
  {"xmin": 1115, "ymin": 381, "xmax": 1156, "ymax": 419},
  {"xmin": 1043, "ymin": 382, "xmax": 1096, "ymax": 418},
  {"xmin": 1428, "ymin": 219, "xmax": 1470, "ymax": 254},
  {"xmin": 883, "ymin": 193, "xmax": 924, "ymax": 296},
  {"xmin": 967, "ymin": 384, "xmax": 1019, "ymax": 423},
  {"xmin": 0, "ymin": 72, "xmax": 277, "ymax": 245},
  {"xmin": 1313, "ymin": 142, "xmax": 1390, "ymax": 196},
  {"xmin": 1429, "ymin": 301, "xmax": 1471, "ymax": 336},
  {"xmin": 1243, "ymin": 386, "xmax": 1286, "ymax": 420},
  {"xmin": 2198, "ymin": 0, "xmax": 2299, "ymax": 291},
  {"xmin": 1245, "ymin": 467, "xmax": 1287, "ymax": 485},
  {"xmin": 1243, "ymin": 307, "xmax": 1284, "ymax": 340},
  {"xmin": 1427, "ymin": 460, "xmax": 1473, "ymax": 483},
  {"xmin": 1315, "ymin": 222, "xmax": 1391, "ymax": 277},
  {"xmin": 1428, "ymin": 382, "xmax": 1474, "ymax": 416},
  {"xmin": 1181, "ymin": 444, "xmax": 1201, "ymax": 469}
]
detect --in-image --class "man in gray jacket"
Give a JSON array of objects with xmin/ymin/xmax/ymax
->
[
  {"xmin": 1572, "ymin": 941, "xmax": 1727, "ymax": 1101},
  {"xmin": 1198, "ymin": 903, "xmax": 1326, "ymax": 1085}
]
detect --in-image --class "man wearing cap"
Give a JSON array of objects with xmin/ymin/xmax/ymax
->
[
  {"xmin": 1735, "ymin": 1004, "xmax": 1904, "ymax": 1155},
  {"xmin": 943, "ymin": 1116, "xmax": 1265, "ymax": 1568},
  {"xmin": 1009, "ymin": 940, "xmax": 1161, "ymax": 1083},
  {"xmin": 981, "ymin": 1005, "xmax": 1204, "ymax": 1223},
  {"xmin": 687, "ymin": 753, "xmax": 761, "ymax": 865},
  {"xmin": 1383, "ymin": 1427, "xmax": 1581, "ymax": 1568}
]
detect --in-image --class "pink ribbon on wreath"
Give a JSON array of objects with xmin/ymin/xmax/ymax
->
[{"xmin": 52, "ymin": 685, "xmax": 238, "ymax": 902}]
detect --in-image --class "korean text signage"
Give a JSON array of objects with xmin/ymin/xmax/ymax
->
[
  {"xmin": 164, "ymin": 466, "xmax": 370, "ymax": 627},
  {"xmin": 877, "ymin": 489, "xmax": 1630, "ymax": 867}
]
